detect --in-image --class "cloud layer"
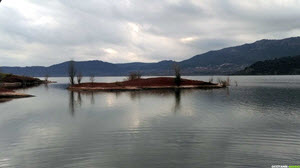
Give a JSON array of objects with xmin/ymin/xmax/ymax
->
[{"xmin": 1, "ymin": 0, "xmax": 300, "ymax": 66}]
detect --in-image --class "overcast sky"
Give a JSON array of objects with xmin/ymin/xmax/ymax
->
[{"xmin": 1, "ymin": 0, "xmax": 300, "ymax": 66}]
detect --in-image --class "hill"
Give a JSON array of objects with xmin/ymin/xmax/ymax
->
[
  {"xmin": 181, "ymin": 37, "xmax": 300, "ymax": 74},
  {"xmin": 2, "ymin": 36, "xmax": 300, "ymax": 76},
  {"xmin": 1, "ymin": 60, "xmax": 176, "ymax": 77},
  {"xmin": 236, "ymin": 55, "xmax": 300, "ymax": 75}
]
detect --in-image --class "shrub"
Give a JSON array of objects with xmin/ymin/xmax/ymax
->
[
  {"xmin": 77, "ymin": 72, "xmax": 83, "ymax": 84},
  {"xmin": 90, "ymin": 75, "xmax": 95, "ymax": 83},
  {"xmin": 217, "ymin": 77, "xmax": 230, "ymax": 87},
  {"xmin": 44, "ymin": 74, "xmax": 49, "ymax": 82},
  {"xmin": 127, "ymin": 71, "xmax": 142, "ymax": 81},
  {"xmin": 234, "ymin": 81, "xmax": 238, "ymax": 86},
  {"xmin": 209, "ymin": 76, "xmax": 214, "ymax": 83},
  {"xmin": 173, "ymin": 64, "xmax": 181, "ymax": 86}
]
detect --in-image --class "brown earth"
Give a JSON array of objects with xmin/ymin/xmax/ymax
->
[
  {"xmin": 0, "ymin": 88, "xmax": 14, "ymax": 93},
  {"xmin": 0, "ymin": 88, "xmax": 33, "ymax": 98}
]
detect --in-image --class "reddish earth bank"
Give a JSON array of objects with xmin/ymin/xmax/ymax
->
[
  {"xmin": 69, "ymin": 77, "xmax": 223, "ymax": 91},
  {"xmin": 0, "ymin": 88, "xmax": 13, "ymax": 93}
]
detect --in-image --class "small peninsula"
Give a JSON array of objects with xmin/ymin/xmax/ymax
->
[
  {"xmin": 68, "ymin": 77, "xmax": 225, "ymax": 91},
  {"xmin": 0, "ymin": 73, "xmax": 47, "ymax": 99},
  {"xmin": 0, "ymin": 88, "xmax": 33, "ymax": 99}
]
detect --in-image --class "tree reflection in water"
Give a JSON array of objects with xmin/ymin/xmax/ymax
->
[
  {"xmin": 77, "ymin": 92, "xmax": 82, "ymax": 106},
  {"xmin": 68, "ymin": 89, "xmax": 186, "ymax": 116},
  {"xmin": 68, "ymin": 90, "xmax": 95, "ymax": 116},
  {"xmin": 69, "ymin": 91, "xmax": 75, "ymax": 116},
  {"xmin": 174, "ymin": 89, "xmax": 181, "ymax": 114}
]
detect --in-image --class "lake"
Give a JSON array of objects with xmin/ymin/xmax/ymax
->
[{"xmin": 1, "ymin": 76, "xmax": 300, "ymax": 167}]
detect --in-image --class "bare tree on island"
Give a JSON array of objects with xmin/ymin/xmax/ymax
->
[
  {"xmin": 68, "ymin": 60, "xmax": 76, "ymax": 85},
  {"xmin": 173, "ymin": 64, "xmax": 181, "ymax": 86},
  {"xmin": 77, "ymin": 72, "xmax": 83, "ymax": 84},
  {"xmin": 90, "ymin": 74, "xmax": 95, "ymax": 83},
  {"xmin": 44, "ymin": 73, "xmax": 49, "ymax": 82},
  {"xmin": 127, "ymin": 71, "xmax": 142, "ymax": 81}
]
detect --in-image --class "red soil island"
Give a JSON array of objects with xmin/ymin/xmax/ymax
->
[{"xmin": 69, "ymin": 77, "xmax": 224, "ymax": 91}]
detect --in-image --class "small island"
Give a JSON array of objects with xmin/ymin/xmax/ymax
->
[
  {"xmin": 67, "ymin": 62, "xmax": 228, "ymax": 91},
  {"xmin": 68, "ymin": 77, "xmax": 225, "ymax": 91}
]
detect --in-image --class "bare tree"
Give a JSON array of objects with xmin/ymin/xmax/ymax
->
[
  {"xmin": 127, "ymin": 71, "xmax": 142, "ymax": 81},
  {"xmin": 173, "ymin": 64, "xmax": 181, "ymax": 86},
  {"xmin": 234, "ymin": 81, "xmax": 238, "ymax": 87},
  {"xmin": 217, "ymin": 77, "xmax": 230, "ymax": 87},
  {"xmin": 77, "ymin": 72, "xmax": 83, "ymax": 84},
  {"xmin": 226, "ymin": 76, "xmax": 231, "ymax": 86},
  {"xmin": 90, "ymin": 74, "xmax": 95, "ymax": 83},
  {"xmin": 44, "ymin": 74, "xmax": 49, "ymax": 82},
  {"xmin": 68, "ymin": 60, "xmax": 76, "ymax": 85},
  {"xmin": 209, "ymin": 76, "xmax": 214, "ymax": 83}
]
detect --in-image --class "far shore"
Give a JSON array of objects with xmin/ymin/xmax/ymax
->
[{"xmin": 68, "ymin": 77, "xmax": 225, "ymax": 91}]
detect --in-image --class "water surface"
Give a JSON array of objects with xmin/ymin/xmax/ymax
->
[{"xmin": 1, "ymin": 76, "xmax": 300, "ymax": 167}]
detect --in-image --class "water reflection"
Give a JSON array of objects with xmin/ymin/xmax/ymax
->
[
  {"xmin": 174, "ymin": 89, "xmax": 181, "ymax": 114},
  {"xmin": 2, "ymin": 76, "xmax": 300, "ymax": 168},
  {"xmin": 77, "ymin": 92, "xmax": 82, "ymax": 106},
  {"xmin": 68, "ymin": 89, "xmax": 185, "ymax": 116},
  {"xmin": 90, "ymin": 92, "xmax": 95, "ymax": 105},
  {"xmin": 44, "ymin": 83, "xmax": 49, "ymax": 91},
  {"xmin": 69, "ymin": 91, "xmax": 75, "ymax": 116},
  {"xmin": 0, "ymin": 98, "xmax": 12, "ymax": 103}
]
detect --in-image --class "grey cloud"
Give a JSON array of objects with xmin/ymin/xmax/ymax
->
[{"xmin": 1, "ymin": 0, "xmax": 300, "ymax": 66}]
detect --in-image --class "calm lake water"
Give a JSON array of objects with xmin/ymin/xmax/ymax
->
[{"xmin": 1, "ymin": 76, "xmax": 300, "ymax": 168}]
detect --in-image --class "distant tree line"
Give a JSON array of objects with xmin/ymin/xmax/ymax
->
[{"xmin": 237, "ymin": 55, "xmax": 300, "ymax": 75}]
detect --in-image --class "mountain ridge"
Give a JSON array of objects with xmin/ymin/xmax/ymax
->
[{"xmin": 2, "ymin": 36, "xmax": 300, "ymax": 76}]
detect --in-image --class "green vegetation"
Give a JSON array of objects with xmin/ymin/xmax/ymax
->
[
  {"xmin": 236, "ymin": 55, "xmax": 300, "ymax": 75},
  {"xmin": 0, "ymin": 73, "xmax": 43, "ymax": 87},
  {"xmin": 0, "ymin": 73, "xmax": 8, "ymax": 82}
]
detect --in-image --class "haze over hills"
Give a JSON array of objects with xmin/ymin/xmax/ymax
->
[{"xmin": 2, "ymin": 36, "xmax": 300, "ymax": 77}]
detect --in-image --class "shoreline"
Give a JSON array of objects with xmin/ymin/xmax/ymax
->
[
  {"xmin": 68, "ymin": 77, "xmax": 225, "ymax": 91},
  {"xmin": 69, "ymin": 85, "xmax": 224, "ymax": 91},
  {"xmin": 0, "ymin": 91, "xmax": 34, "ymax": 99}
]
